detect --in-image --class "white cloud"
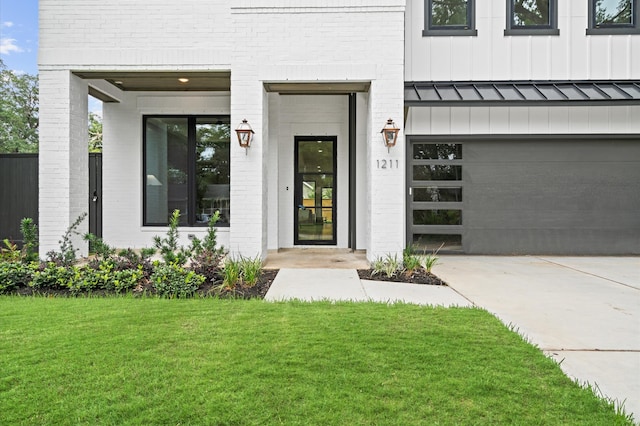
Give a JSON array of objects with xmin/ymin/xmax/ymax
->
[
  {"xmin": 1, "ymin": 21, "xmax": 14, "ymax": 28},
  {"xmin": 0, "ymin": 38, "xmax": 23, "ymax": 55}
]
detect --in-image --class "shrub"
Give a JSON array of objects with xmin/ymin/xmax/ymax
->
[
  {"xmin": 151, "ymin": 263, "xmax": 205, "ymax": 298},
  {"xmin": 31, "ymin": 262, "xmax": 76, "ymax": 290},
  {"xmin": 70, "ymin": 262, "xmax": 145, "ymax": 294},
  {"xmin": 0, "ymin": 261, "xmax": 35, "ymax": 293},
  {"xmin": 153, "ymin": 210, "xmax": 191, "ymax": 266},
  {"xmin": 189, "ymin": 211, "xmax": 226, "ymax": 283},
  {"xmin": 46, "ymin": 213, "xmax": 87, "ymax": 267},
  {"xmin": 20, "ymin": 218, "xmax": 39, "ymax": 262}
]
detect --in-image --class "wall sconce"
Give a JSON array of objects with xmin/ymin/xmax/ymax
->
[
  {"xmin": 235, "ymin": 119, "xmax": 254, "ymax": 154},
  {"xmin": 381, "ymin": 118, "xmax": 400, "ymax": 152}
]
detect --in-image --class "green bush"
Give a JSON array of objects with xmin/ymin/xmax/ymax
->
[
  {"xmin": 20, "ymin": 218, "xmax": 39, "ymax": 262},
  {"xmin": 0, "ymin": 261, "xmax": 35, "ymax": 293},
  {"xmin": 151, "ymin": 263, "xmax": 205, "ymax": 298},
  {"xmin": 371, "ymin": 254, "xmax": 403, "ymax": 278},
  {"xmin": 31, "ymin": 262, "xmax": 76, "ymax": 290}
]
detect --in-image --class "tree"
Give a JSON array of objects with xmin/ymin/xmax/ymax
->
[
  {"xmin": 88, "ymin": 112, "xmax": 103, "ymax": 152},
  {"xmin": 0, "ymin": 59, "xmax": 39, "ymax": 153}
]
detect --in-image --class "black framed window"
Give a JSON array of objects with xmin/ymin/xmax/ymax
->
[
  {"xmin": 423, "ymin": 0, "xmax": 477, "ymax": 36},
  {"xmin": 143, "ymin": 115, "xmax": 230, "ymax": 227},
  {"xmin": 505, "ymin": 0, "xmax": 559, "ymax": 35},
  {"xmin": 587, "ymin": 0, "xmax": 640, "ymax": 34}
]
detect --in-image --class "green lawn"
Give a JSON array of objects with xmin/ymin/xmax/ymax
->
[{"xmin": 0, "ymin": 298, "xmax": 632, "ymax": 425}]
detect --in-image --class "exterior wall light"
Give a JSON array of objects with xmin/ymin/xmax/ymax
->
[
  {"xmin": 235, "ymin": 119, "xmax": 255, "ymax": 154},
  {"xmin": 381, "ymin": 118, "xmax": 400, "ymax": 151}
]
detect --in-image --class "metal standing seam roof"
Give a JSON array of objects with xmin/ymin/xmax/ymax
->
[{"xmin": 405, "ymin": 81, "xmax": 640, "ymax": 106}]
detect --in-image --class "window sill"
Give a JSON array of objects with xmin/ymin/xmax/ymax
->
[
  {"xmin": 422, "ymin": 28, "xmax": 478, "ymax": 37},
  {"xmin": 586, "ymin": 27, "xmax": 640, "ymax": 35},
  {"xmin": 504, "ymin": 28, "xmax": 559, "ymax": 36}
]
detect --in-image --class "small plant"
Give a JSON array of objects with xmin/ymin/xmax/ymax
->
[
  {"xmin": 421, "ymin": 243, "xmax": 444, "ymax": 273},
  {"xmin": 403, "ymin": 245, "xmax": 422, "ymax": 275},
  {"xmin": 84, "ymin": 233, "xmax": 116, "ymax": 261},
  {"xmin": 151, "ymin": 263, "xmax": 205, "ymax": 298},
  {"xmin": 153, "ymin": 209, "xmax": 191, "ymax": 266},
  {"xmin": 371, "ymin": 254, "xmax": 403, "ymax": 278},
  {"xmin": 240, "ymin": 255, "xmax": 263, "ymax": 287},
  {"xmin": 190, "ymin": 211, "xmax": 226, "ymax": 283},
  {"xmin": 190, "ymin": 211, "xmax": 223, "ymax": 256},
  {"xmin": 46, "ymin": 213, "xmax": 88, "ymax": 267},
  {"xmin": 221, "ymin": 258, "xmax": 241, "ymax": 290},
  {"xmin": 0, "ymin": 239, "xmax": 21, "ymax": 262},
  {"xmin": 20, "ymin": 218, "xmax": 39, "ymax": 262}
]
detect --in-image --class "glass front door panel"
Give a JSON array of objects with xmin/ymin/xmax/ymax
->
[{"xmin": 295, "ymin": 138, "xmax": 336, "ymax": 245}]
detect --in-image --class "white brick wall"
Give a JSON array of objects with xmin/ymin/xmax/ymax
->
[{"xmin": 39, "ymin": 0, "xmax": 232, "ymax": 69}]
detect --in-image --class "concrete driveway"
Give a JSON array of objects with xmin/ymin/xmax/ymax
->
[{"xmin": 434, "ymin": 256, "xmax": 640, "ymax": 421}]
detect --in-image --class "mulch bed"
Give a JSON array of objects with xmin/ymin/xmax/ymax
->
[
  {"xmin": 357, "ymin": 269, "xmax": 447, "ymax": 286},
  {"xmin": 9, "ymin": 269, "xmax": 446, "ymax": 299}
]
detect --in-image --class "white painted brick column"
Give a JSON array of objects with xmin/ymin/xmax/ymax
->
[
  {"xmin": 229, "ymin": 78, "xmax": 269, "ymax": 259},
  {"xmin": 39, "ymin": 70, "xmax": 89, "ymax": 258},
  {"xmin": 366, "ymin": 72, "xmax": 405, "ymax": 261}
]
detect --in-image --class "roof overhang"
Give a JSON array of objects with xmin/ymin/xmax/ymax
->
[
  {"xmin": 405, "ymin": 80, "xmax": 640, "ymax": 107},
  {"xmin": 74, "ymin": 71, "xmax": 231, "ymax": 92},
  {"xmin": 264, "ymin": 81, "xmax": 371, "ymax": 94}
]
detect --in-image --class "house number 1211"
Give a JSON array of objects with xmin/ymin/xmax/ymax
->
[{"xmin": 377, "ymin": 159, "xmax": 399, "ymax": 169}]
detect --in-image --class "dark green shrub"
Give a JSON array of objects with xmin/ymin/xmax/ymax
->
[
  {"xmin": 0, "ymin": 261, "xmax": 35, "ymax": 293},
  {"xmin": 20, "ymin": 218, "xmax": 39, "ymax": 262},
  {"xmin": 31, "ymin": 262, "xmax": 76, "ymax": 290},
  {"xmin": 151, "ymin": 263, "xmax": 205, "ymax": 298}
]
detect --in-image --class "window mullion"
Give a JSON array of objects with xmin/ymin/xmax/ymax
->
[{"xmin": 188, "ymin": 116, "xmax": 197, "ymax": 227}]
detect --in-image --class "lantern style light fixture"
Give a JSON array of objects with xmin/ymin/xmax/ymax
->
[
  {"xmin": 380, "ymin": 118, "xmax": 400, "ymax": 152},
  {"xmin": 235, "ymin": 119, "xmax": 254, "ymax": 154}
]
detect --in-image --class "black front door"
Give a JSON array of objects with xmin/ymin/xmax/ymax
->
[{"xmin": 294, "ymin": 137, "xmax": 337, "ymax": 245}]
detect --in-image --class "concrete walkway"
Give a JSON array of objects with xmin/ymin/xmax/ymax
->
[{"xmin": 263, "ymin": 256, "xmax": 640, "ymax": 421}]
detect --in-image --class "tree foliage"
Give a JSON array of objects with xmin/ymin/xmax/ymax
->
[
  {"xmin": 89, "ymin": 112, "xmax": 103, "ymax": 152},
  {"xmin": 0, "ymin": 59, "xmax": 39, "ymax": 153}
]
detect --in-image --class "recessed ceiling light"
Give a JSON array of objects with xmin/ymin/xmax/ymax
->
[
  {"xmin": 114, "ymin": 80, "xmax": 123, "ymax": 85},
  {"xmin": 178, "ymin": 78, "xmax": 190, "ymax": 83}
]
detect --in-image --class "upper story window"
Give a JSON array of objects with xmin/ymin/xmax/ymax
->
[
  {"xmin": 587, "ymin": 0, "xmax": 640, "ymax": 34},
  {"xmin": 423, "ymin": 0, "xmax": 478, "ymax": 36},
  {"xmin": 505, "ymin": 0, "xmax": 559, "ymax": 35}
]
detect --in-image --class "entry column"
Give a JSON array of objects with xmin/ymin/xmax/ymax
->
[{"xmin": 38, "ymin": 70, "xmax": 89, "ymax": 258}]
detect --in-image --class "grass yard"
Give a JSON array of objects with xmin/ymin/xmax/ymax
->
[{"xmin": 0, "ymin": 297, "xmax": 632, "ymax": 425}]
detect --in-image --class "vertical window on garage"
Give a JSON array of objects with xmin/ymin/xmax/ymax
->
[
  {"xmin": 144, "ymin": 116, "xmax": 230, "ymax": 227},
  {"xmin": 408, "ymin": 142, "xmax": 463, "ymax": 251}
]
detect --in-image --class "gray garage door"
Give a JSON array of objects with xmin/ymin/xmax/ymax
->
[{"xmin": 407, "ymin": 137, "xmax": 640, "ymax": 254}]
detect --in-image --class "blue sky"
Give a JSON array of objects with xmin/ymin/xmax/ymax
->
[{"xmin": 0, "ymin": 0, "xmax": 39, "ymax": 74}]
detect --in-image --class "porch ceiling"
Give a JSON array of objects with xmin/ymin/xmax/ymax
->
[{"xmin": 74, "ymin": 71, "xmax": 231, "ymax": 92}]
